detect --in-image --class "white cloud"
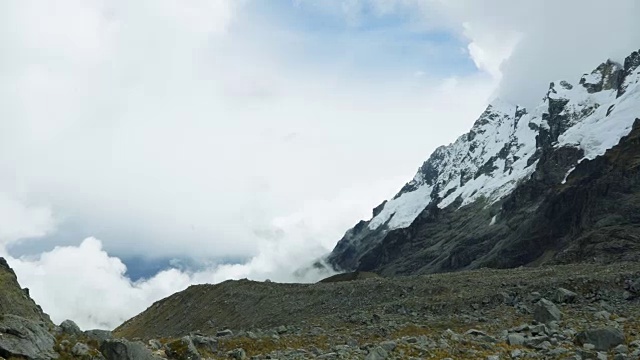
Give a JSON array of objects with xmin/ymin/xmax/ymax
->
[
  {"xmin": 435, "ymin": 0, "xmax": 640, "ymax": 107},
  {"xmin": 0, "ymin": 193, "xmax": 55, "ymax": 248}
]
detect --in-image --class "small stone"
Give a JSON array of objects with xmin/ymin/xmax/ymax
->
[
  {"xmin": 148, "ymin": 339, "xmax": 162, "ymax": 351},
  {"xmin": 317, "ymin": 353, "xmax": 338, "ymax": 360},
  {"xmin": 365, "ymin": 346, "xmax": 388, "ymax": 360},
  {"xmin": 533, "ymin": 299, "xmax": 562, "ymax": 323},
  {"xmin": 379, "ymin": 341, "xmax": 396, "ymax": 352},
  {"xmin": 227, "ymin": 348, "xmax": 246, "ymax": 360},
  {"xmin": 507, "ymin": 334, "xmax": 525, "ymax": 346},
  {"xmin": 510, "ymin": 349, "xmax": 523, "ymax": 358},
  {"xmin": 530, "ymin": 324, "xmax": 546, "ymax": 335},
  {"xmin": 190, "ymin": 335, "xmax": 217, "ymax": 353},
  {"xmin": 614, "ymin": 344, "xmax": 629, "ymax": 354},
  {"xmin": 594, "ymin": 310, "xmax": 611, "ymax": 321},
  {"xmin": 71, "ymin": 342, "xmax": 90, "ymax": 356},
  {"xmin": 276, "ymin": 325, "xmax": 288, "ymax": 334},
  {"xmin": 529, "ymin": 292, "xmax": 542, "ymax": 302},
  {"xmin": 216, "ymin": 329, "xmax": 233, "ymax": 337}
]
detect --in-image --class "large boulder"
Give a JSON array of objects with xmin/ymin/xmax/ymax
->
[
  {"xmin": 554, "ymin": 288, "xmax": 578, "ymax": 304},
  {"xmin": 576, "ymin": 327, "xmax": 625, "ymax": 351},
  {"xmin": 189, "ymin": 335, "xmax": 217, "ymax": 354},
  {"xmin": 99, "ymin": 339, "xmax": 157, "ymax": 360},
  {"xmin": 165, "ymin": 337, "xmax": 201, "ymax": 360},
  {"xmin": 0, "ymin": 314, "xmax": 57, "ymax": 360},
  {"xmin": 533, "ymin": 299, "xmax": 562, "ymax": 323},
  {"xmin": 84, "ymin": 329, "xmax": 114, "ymax": 346},
  {"xmin": 59, "ymin": 319, "xmax": 83, "ymax": 337}
]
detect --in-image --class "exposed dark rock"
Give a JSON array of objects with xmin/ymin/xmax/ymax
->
[
  {"xmin": 164, "ymin": 337, "xmax": 200, "ymax": 360},
  {"xmin": 575, "ymin": 327, "xmax": 625, "ymax": 351},
  {"xmin": 84, "ymin": 330, "xmax": 114, "ymax": 346},
  {"xmin": 59, "ymin": 319, "xmax": 82, "ymax": 337},
  {"xmin": 0, "ymin": 315, "xmax": 57, "ymax": 360},
  {"xmin": 533, "ymin": 299, "xmax": 562, "ymax": 324},
  {"xmin": 0, "ymin": 258, "xmax": 52, "ymax": 325},
  {"xmin": 99, "ymin": 339, "xmax": 157, "ymax": 360}
]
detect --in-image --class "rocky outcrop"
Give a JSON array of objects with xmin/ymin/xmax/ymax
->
[
  {"xmin": 328, "ymin": 48, "xmax": 640, "ymax": 276},
  {"xmin": 0, "ymin": 315, "xmax": 57, "ymax": 360},
  {"xmin": 0, "ymin": 258, "xmax": 58, "ymax": 359},
  {"xmin": 0, "ymin": 258, "xmax": 52, "ymax": 324},
  {"xmin": 100, "ymin": 339, "xmax": 158, "ymax": 360}
]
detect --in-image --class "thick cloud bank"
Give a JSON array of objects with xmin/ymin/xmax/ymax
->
[{"xmin": 6, "ymin": 237, "xmax": 336, "ymax": 329}]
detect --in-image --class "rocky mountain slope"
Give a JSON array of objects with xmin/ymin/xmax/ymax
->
[
  {"xmin": 0, "ymin": 258, "xmax": 51, "ymax": 324},
  {"xmin": 115, "ymin": 262, "xmax": 640, "ymax": 359},
  {"xmin": 328, "ymin": 48, "xmax": 640, "ymax": 276}
]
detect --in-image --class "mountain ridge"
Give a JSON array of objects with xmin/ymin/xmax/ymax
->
[{"xmin": 328, "ymin": 48, "xmax": 640, "ymax": 275}]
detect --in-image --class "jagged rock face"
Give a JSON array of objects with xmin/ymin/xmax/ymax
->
[
  {"xmin": 0, "ymin": 315, "xmax": 57, "ymax": 360},
  {"xmin": 328, "ymin": 48, "xmax": 640, "ymax": 275},
  {"xmin": 0, "ymin": 258, "xmax": 52, "ymax": 324},
  {"xmin": 0, "ymin": 258, "xmax": 57, "ymax": 359}
]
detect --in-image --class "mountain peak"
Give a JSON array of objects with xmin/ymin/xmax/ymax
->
[{"xmin": 328, "ymin": 47, "xmax": 640, "ymax": 275}]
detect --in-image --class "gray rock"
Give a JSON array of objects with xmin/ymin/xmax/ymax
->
[
  {"xmin": 594, "ymin": 310, "xmax": 611, "ymax": 321},
  {"xmin": 614, "ymin": 344, "xmax": 630, "ymax": 354},
  {"xmin": 227, "ymin": 348, "xmax": 246, "ymax": 360},
  {"xmin": 379, "ymin": 340, "xmax": 396, "ymax": 352},
  {"xmin": 84, "ymin": 330, "xmax": 113, "ymax": 345},
  {"xmin": 276, "ymin": 325, "xmax": 288, "ymax": 334},
  {"xmin": 533, "ymin": 299, "xmax": 562, "ymax": 323},
  {"xmin": 507, "ymin": 334, "xmax": 525, "ymax": 346},
  {"xmin": 60, "ymin": 319, "xmax": 83, "ymax": 336},
  {"xmin": 100, "ymin": 339, "xmax": 157, "ymax": 360},
  {"xmin": 72, "ymin": 342, "xmax": 91, "ymax": 356},
  {"xmin": 529, "ymin": 292, "xmax": 542, "ymax": 303},
  {"xmin": 216, "ymin": 329, "xmax": 233, "ymax": 337},
  {"xmin": 365, "ymin": 346, "xmax": 388, "ymax": 360},
  {"xmin": 165, "ymin": 336, "xmax": 201, "ymax": 360},
  {"xmin": 554, "ymin": 288, "xmax": 578, "ymax": 303},
  {"xmin": 0, "ymin": 314, "xmax": 57, "ymax": 360},
  {"xmin": 316, "ymin": 353, "xmax": 338, "ymax": 359},
  {"xmin": 576, "ymin": 327, "xmax": 625, "ymax": 351},
  {"xmin": 189, "ymin": 335, "xmax": 217, "ymax": 354},
  {"xmin": 148, "ymin": 339, "xmax": 162, "ymax": 351}
]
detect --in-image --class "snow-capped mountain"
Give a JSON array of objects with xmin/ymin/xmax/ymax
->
[{"xmin": 328, "ymin": 48, "xmax": 640, "ymax": 275}]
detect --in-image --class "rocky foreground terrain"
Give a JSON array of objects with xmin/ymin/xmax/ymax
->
[{"xmin": 4, "ymin": 256, "xmax": 640, "ymax": 360}]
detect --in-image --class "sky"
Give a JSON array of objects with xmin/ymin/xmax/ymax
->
[{"xmin": 1, "ymin": 0, "xmax": 639, "ymax": 330}]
